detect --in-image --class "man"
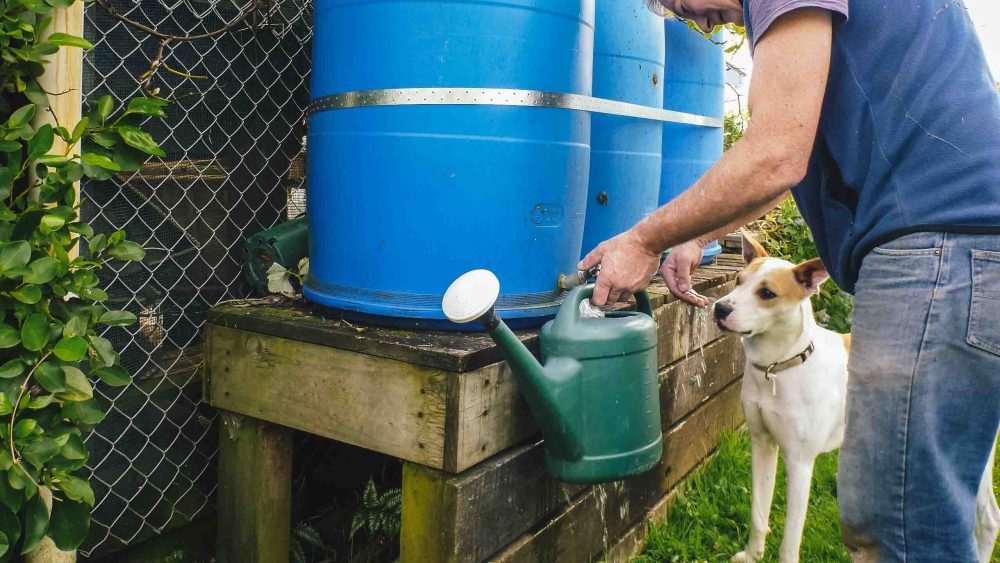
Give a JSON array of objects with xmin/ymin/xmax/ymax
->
[{"xmin": 580, "ymin": 0, "xmax": 1000, "ymax": 560}]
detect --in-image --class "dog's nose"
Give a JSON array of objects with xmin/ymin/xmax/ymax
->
[{"xmin": 714, "ymin": 301, "xmax": 734, "ymax": 321}]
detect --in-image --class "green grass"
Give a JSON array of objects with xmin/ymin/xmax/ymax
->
[{"xmin": 635, "ymin": 429, "xmax": 1000, "ymax": 563}]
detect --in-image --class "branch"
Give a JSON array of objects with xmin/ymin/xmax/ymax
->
[{"xmin": 94, "ymin": 0, "xmax": 262, "ymax": 96}]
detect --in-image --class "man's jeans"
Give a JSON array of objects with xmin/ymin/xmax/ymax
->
[{"xmin": 839, "ymin": 232, "xmax": 1000, "ymax": 562}]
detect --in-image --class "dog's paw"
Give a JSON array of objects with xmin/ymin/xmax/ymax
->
[{"xmin": 732, "ymin": 550, "xmax": 764, "ymax": 563}]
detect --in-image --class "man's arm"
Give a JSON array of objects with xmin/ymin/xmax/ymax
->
[
  {"xmin": 580, "ymin": 8, "xmax": 833, "ymax": 306},
  {"xmin": 693, "ymin": 192, "xmax": 791, "ymax": 246}
]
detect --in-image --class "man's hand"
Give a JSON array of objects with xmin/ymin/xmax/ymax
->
[
  {"xmin": 578, "ymin": 229, "xmax": 660, "ymax": 307},
  {"xmin": 661, "ymin": 240, "xmax": 711, "ymax": 308}
]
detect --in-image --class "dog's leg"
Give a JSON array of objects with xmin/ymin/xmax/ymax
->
[
  {"xmin": 974, "ymin": 444, "xmax": 999, "ymax": 563},
  {"xmin": 732, "ymin": 435, "xmax": 779, "ymax": 563},
  {"xmin": 777, "ymin": 455, "xmax": 816, "ymax": 563}
]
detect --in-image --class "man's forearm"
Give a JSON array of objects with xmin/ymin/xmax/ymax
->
[
  {"xmin": 632, "ymin": 132, "xmax": 804, "ymax": 254},
  {"xmin": 694, "ymin": 192, "xmax": 790, "ymax": 246}
]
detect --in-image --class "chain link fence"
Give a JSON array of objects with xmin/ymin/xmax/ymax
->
[{"xmin": 80, "ymin": 0, "xmax": 312, "ymax": 556}]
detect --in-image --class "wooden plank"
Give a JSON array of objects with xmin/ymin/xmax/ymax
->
[
  {"xmin": 660, "ymin": 335, "xmax": 744, "ymax": 424},
  {"xmin": 489, "ymin": 380, "xmax": 744, "ymax": 563},
  {"xmin": 216, "ymin": 412, "xmax": 292, "ymax": 563},
  {"xmin": 205, "ymin": 325, "xmax": 453, "ymax": 468},
  {"xmin": 402, "ymin": 441, "xmax": 583, "ymax": 563},
  {"xmin": 655, "ymin": 280, "xmax": 736, "ymax": 369},
  {"xmin": 451, "ymin": 361, "xmax": 535, "ymax": 472},
  {"xmin": 204, "ymin": 261, "xmax": 742, "ymax": 373},
  {"xmin": 398, "ymin": 339, "xmax": 743, "ymax": 563},
  {"xmin": 204, "ymin": 324, "xmax": 538, "ymax": 472}
]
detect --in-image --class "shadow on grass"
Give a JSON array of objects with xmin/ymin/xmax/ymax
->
[{"xmin": 635, "ymin": 429, "xmax": 1000, "ymax": 563}]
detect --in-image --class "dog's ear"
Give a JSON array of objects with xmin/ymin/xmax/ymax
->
[
  {"xmin": 741, "ymin": 230, "xmax": 769, "ymax": 264},
  {"xmin": 793, "ymin": 258, "xmax": 830, "ymax": 295}
]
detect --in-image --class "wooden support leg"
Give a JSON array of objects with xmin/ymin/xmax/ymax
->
[{"xmin": 216, "ymin": 411, "xmax": 293, "ymax": 563}]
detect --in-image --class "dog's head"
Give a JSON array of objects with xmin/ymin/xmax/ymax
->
[{"xmin": 713, "ymin": 233, "xmax": 829, "ymax": 337}]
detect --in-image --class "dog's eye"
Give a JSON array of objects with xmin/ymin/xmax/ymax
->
[{"xmin": 758, "ymin": 287, "xmax": 777, "ymax": 300}]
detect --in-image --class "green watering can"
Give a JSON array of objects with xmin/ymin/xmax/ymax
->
[{"xmin": 442, "ymin": 270, "xmax": 663, "ymax": 484}]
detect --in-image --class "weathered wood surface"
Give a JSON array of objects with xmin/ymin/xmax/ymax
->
[
  {"xmin": 399, "ymin": 336, "xmax": 744, "ymax": 563},
  {"xmin": 488, "ymin": 380, "xmax": 744, "ymax": 563},
  {"xmin": 660, "ymin": 335, "xmax": 744, "ymax": 423},
  {"xmin": 655, "ymin": 280, "xmax": 736, "ymax": 369},
  {"xmin": 204, "ymin": 262, "xmax": 743, "ymax": 472},
  {"xmin": 216, "ymin": 413, "xmax": 292, "ymax": 563},
  {"xmin": 204, "ymin": 326, "xmax": 533, "ymax": 472},
  {"xmin": 205, "ymin": 261, "xmax": 740, "ymax": 374}
]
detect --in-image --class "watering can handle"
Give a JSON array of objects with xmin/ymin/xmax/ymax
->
[{"xmin": 559, "ymin": 284, "xmax": 654, "ymax": 329}]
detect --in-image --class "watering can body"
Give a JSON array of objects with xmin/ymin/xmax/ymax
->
[
  {"xmin": 534, "ymin": 285, "xmax": 662, "ymax": 483},
  {"xmin": 442, "ymin": 272, "xmax": 663, "ymax": 484}
]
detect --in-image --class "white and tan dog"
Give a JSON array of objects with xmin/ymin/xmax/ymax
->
[{"xmin": 715, "ymin": 234, "xmax": 999, "ymax": 563}]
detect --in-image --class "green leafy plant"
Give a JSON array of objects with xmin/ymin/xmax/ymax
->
[
  {"xmin": 754, "ymin": 198, "xmax": 854, "ymax": 333},
  {"xmin": 0, "ymin": 0, "xmax": 163, "ymax": 556},
  {"xmin": 349, "ymin": 477, "xmax": 401, "ymax": 544},
  {"xmin": 290, "ymin": 521, "xmax": 330, "ymax": 563}
]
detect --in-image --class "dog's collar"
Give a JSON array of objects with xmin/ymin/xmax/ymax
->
[{"xmin": 753, "ymin": 341, "xmax": 816, "ymax": 381}]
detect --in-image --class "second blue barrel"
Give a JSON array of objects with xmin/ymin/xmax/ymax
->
[
  {"xmin": 580, "ymin": 3, "xmax": 665, "ymax": 257},
  {"xmin": 304, "ymin": 0, "xmax": 595, "ymax": 328},
  {"xmin": 661, "ymin": 20, "xmax": 725, "ymax": 262},
  {"xmin": 660, "ymin": 20, "xmax": 724, "ymax": 205}
]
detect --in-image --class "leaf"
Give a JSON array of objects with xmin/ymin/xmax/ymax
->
[
  {"xmin": 0, "ymin": 478, "xmax": 22, "ymax": 514},
  {"xmin": 0, "ymin": 497, "xmax": 19, "ymax": 552},
  {"xmin": 124, "ymin": 97, "xmax": 168, "ymax": 119},
  {"xmin": 0, "ymin": 326, "xmax": 17, "ymax": 349},
  {"xmin": 9, "ymin": 285, "xmax": 41, "ymax": 304},
  {"xmin": 88, "ymin": 233, "xmax": 106, "ymax": 255},
  {"xmin": 20, "ymin": 313, "xmax": 49, "ymax": 352},
  {"xmin": 34, "ymin": 362, "xmax": 65, "ymax": 393},
  {"xmin": 95, "ymin": 365, "xmax": 129, "ymax": 387},
  {"xmin": 79, "ymin": 287, "xmax": 108, "ymax": 302},
  {"xmin": 98, "ymin": 310, "xmax": 136, "ymax": 326},
  {"xmin": 0, "ymin": 241, "xmax": 31, "ymax": 273},
  {"xmin": 59, "ymin": 434, "xmax": 86, "ymax": 461},
  {"xmin": 22, "ymin": 438, "xmax": 59, "ymax": 469},
  {"xmin": 55, "ymin": 475, "xmax": 93, "ymax": 507},
  {"xmin": 37, "ymin": 215, "xmax": 64, "ymax": 235},
  {"xmin": 52, "ymin": 337, "xmax": 87, "ymax": 362},
  {"xmin": 70, "ymin": 117, "xmax": 89, "ymax": 143},
  {"xmin": 23, "ymin": 256, "xmax": 59, "ymax": 284},
  {"xmin": 0, "ymin": 360, "xmax": 24, "ymax": 379},
  {"xmin": 116, "ymin": 126, "xmax": 166, "ymax": 157},
  {"xmin": 7, "ymin": 105, "xmax": 35, "ymax": 129},
  {"xmin": 62, "ymin": 316, "xmax": 87, "ymax": 338},
  {"xmin": 0, "ymin": 395, "xmax": 12, "ymax": 417},
  {"xmin": 61, "ymin": 399, "xmax": 104, "ymax": 425},
  {"xmin": 26, "ymin": 124, "xmax": 53, "ymax": 160},
  {"xmin": 45, "ymin": 32, "xmax": 93, "ymax": 50},
  {"xmin": 95, "ymin": 95, "xmax": 113, "ymax": 125},
  {"xmin": 67, "ymin": 222, "xmax": 94, "ymax": 238},
  {"xmin": 59, "ymin": 366, "xmax": 92, "ymax": 400},
  {"xmin": 89, "ymin": 336, "xmax": 116, "ymax": 367},
  {"xmin": 27, "ymin": 395, "xmax": 53, "ymax": 409},
  {"xmin": 49, "ymin": 498, "xmax": 89, "ymax": 550},
  {"xmin": 14, "ymin": 419, "xmax": 36, "ymax": 438},
  {"xmin": 107, "ymin": 241, "xmax": 145, "ymax": 262},
  {"xmin": 80, "ymin": 152, "xmax": 120, "ymax": 171},
  {"xmin": 19, "ymin": 493, "xmax": 48, "ymax": 555},
  {"xmin": 7, "ymin": 467, "xmax": 32, "ymax": 491}
]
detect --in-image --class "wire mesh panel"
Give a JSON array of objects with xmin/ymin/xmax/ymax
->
[{"xmin": 80, "ymin": 0, "xmax": 312, "ymax": 555}]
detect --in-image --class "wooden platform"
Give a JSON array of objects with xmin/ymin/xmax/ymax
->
[{"xmin": 203, "ymin": 253, "xmax": 746, "ymax": 563}]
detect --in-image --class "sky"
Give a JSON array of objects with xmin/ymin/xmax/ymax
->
[{"xmin": 724, "ymin": 0, "xmax": 999, "ymax": 113}]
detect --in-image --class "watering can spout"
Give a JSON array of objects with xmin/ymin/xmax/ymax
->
[{"xmin": 442, "ymin": 270, "xmax": 584, "ymax": 460}]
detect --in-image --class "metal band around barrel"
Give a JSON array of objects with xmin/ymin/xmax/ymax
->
[{"xmin": 307, "ymin": 88, "xmax": 722, "ymax": 127}]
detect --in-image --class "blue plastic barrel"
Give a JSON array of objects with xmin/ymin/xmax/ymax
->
[
  {"xmin": 304, "ymin": 0, "xmax": 595, "ymax": 329},
  {"xmin": 660, "ymin": 20, "xmax": 725, "ymax": 265},
  {"xmin": 579, "ymin": 3, "xmax": 664, "ymax": 257},
  {"xmin": 660, "ymin": 20, "xmax": 724, "ymax": 206}
]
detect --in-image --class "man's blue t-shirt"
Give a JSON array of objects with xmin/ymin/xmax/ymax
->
[{"xmin": 743, "ymin": 0, "xmax": 1000, "ymax": 293}]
